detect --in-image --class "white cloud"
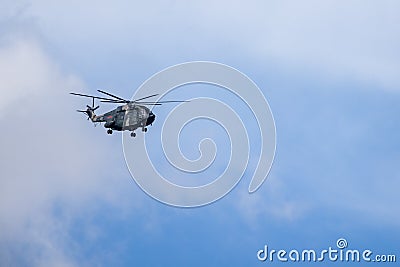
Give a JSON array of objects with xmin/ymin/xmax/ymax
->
[
  {"xmin": 16, "ymin": 0, "xmax": 400, "ymax": 90},
  {"xmin": 0, "ymin": 40, "xmax": 57, "ymax": 112},
  {"xmin": 0, "ymin": 36, "xmax": 139, "ymax": 266},
  {"xmin": 255, "ymin": 0, "xmax": 400, "ymax": 89}
]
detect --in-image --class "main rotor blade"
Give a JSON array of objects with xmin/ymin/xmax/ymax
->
[
  {"xmin": 70, "ymin": 92, "xmax": 116, "ymax": 102},
  {"xmin": 100, "ymin": 100, "xmax": 163, "ymax": 106},
  {"xmin": 98, "ymin": 91, "xmax": 159, "ymax": 103},
  {"xmin": 137, "ymin": 103, "xmax": 162, "ymax": 106},
  {"xmin": 134, "ymin": 94, "xmax": 159, "ymax": 102},
  {"xmin": 97, "ymin": 90, "xmax": 128, "ymax": 102},
  {"xmin": 99, "ymin": 100, "xmax": 189, "ymax": 105},
  {"xmin": 100, "ymin": 100, "xmax": 126, "ymax": 104},
  {"xmin": 137, "ymin": 100, "xmax": 190, "ymax": 104}
]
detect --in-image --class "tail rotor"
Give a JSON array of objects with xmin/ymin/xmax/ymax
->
[{"xmin": 76, "ymin": 96, "xmax": 99, "ymax": 121}]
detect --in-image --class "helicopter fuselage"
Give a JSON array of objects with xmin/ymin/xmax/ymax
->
[{"xmin": 93, "ymin": 103, "xmax": 155, "ymax": 132}]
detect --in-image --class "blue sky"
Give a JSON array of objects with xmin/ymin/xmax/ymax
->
[{"xmin": 0, "ymin": 1, "xmax": 399, "ymax": 266}]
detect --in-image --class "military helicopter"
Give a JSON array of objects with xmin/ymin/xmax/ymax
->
[{"xmin": 70, "ymin": 90, "xmax": 187, "ymax": 137}]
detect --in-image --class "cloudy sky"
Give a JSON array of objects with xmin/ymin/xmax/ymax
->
[{"xmin": 1, "ymin": 1, "xmax": 399, "ymax": 266}]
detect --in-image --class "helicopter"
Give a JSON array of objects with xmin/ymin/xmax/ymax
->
[{"xmin": 70, "ymin": 90, "xmax": 187, "ymax": 137}]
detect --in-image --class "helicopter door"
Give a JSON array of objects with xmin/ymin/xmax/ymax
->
[{"xmin": 124, "ymin": 109, "xmax": 138, "ymax": 127}]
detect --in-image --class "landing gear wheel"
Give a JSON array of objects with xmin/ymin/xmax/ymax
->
[
  {"xmin": 144, "ymin": 128, "xmax": 148, "ymax": 132},
  {"xmin": 107, "ymin": 129, "xmax": 113, "ymax": 134},
  {"xmin": 131, "ymin": 132, "xmax": 136, "ymax": 137}
]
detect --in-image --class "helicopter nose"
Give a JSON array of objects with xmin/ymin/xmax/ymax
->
[{"xmin": 147, "ymin": 112, "xmax": 156, "ymax": 125}]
